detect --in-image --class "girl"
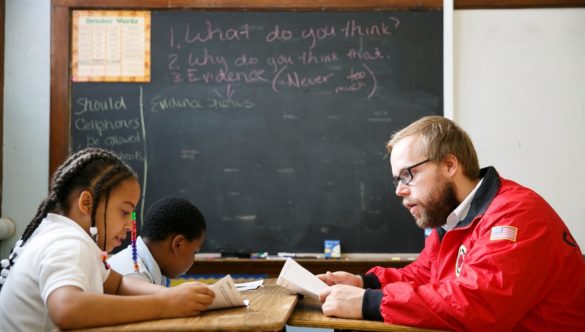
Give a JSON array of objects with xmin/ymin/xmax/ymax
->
[{"xmin": 0, "ymin": 147, "xmax": 214, "ymax": 331}]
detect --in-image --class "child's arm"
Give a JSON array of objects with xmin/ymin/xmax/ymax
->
[
  {"xmin": 46, "ymin": 282, "xmax": 215, "ymax": 329},
  {"xmin": 104, "ymin": 269, "xmax": 209, "ymax": 295},
  {"xmin": 104, "ymin": 269, "xmax": 166, "ymax": 295}
]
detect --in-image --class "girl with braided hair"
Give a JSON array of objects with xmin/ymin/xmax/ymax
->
[{"xmin": 0, "ymin": 147, "xmax": 214, "ymax": 331}]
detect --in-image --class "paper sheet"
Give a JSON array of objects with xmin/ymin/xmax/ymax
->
[
  {"xmin": 235, "ymin": 279, "xmax": 264, "ymax": 291},
  {"xmin": 276, "ymin": 258, "xmax": 328, "ymax": 300},
  {"xmin": 207, "ymin": 275, "xmax": 248, "ymax": 310}
]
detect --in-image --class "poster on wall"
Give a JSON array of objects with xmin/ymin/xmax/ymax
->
[{"xmin": 72, "ymin": 10, "xmax": 151, "ymax": 82}]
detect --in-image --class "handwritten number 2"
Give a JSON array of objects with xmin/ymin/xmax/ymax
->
[{"xmin": 168, "ymin": 54, "xmax": 178, "ymax": 70}]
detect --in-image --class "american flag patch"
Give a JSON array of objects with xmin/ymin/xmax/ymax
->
[{"xmin": 490, "ymin": 226, "xmax": 518, "ymax": 242}]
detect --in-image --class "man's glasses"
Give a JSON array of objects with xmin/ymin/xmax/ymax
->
[{"xmin": 392, "ymin": 159, "xmax": 431, "ymax": 188}]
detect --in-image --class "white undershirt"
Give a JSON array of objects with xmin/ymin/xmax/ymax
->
[{"xmin": 442, "ymin": 179, "xmax": 484, "ymax": 231}]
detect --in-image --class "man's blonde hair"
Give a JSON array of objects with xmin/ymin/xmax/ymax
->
[{"xmin": 387, "ymin": 116, "xmax": 480, "ymax": 179}]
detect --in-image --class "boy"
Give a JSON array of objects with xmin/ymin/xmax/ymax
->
[{"xmin": 109, "ymin": 196, "xmax": 206, "ymax": 285}]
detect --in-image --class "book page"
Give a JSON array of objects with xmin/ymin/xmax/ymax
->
[
  {"xmin": 207, "ymin": 275, "xmax": 248, "ymax": 310},
  {"xmin": 235, "ymin": 279, "xmax": 264, "ymax": 291},
  {"xmin": 276, "ymin": 258, "xmax": 328, "ymax": 300}
]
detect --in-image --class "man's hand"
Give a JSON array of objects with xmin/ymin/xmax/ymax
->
[
  {"xmin": 317, "ymin": 271, "xmax": 363, "ymax": 287},
  {"xmin": 319, "ymin": 284, "xmax": 365, "ymax": 319}
]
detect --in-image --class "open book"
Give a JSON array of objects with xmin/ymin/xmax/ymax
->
[
  {"xmin": 276, "ymin": 257, "xmax": 328, "ymax": 300},
  {"xmin": 207, "ymin": 275, "xmax": 250, "ymax": 310}
]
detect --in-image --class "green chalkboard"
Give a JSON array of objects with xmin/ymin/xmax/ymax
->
[{"xmin": 70, "ymin": 11, "xmax": 443, "ymax": 254}]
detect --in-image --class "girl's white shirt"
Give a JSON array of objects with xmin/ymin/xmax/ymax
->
[{"xmin": 0, "ymin": 213, "xmax": 110, "ymax": 332}]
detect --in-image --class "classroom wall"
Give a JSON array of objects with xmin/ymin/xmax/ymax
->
[
  {"xmin": 1, "ymin": 0, "xmax": 50, "ymax": 257},
  {"xmin": 454, "ymin": 9, "xmax": 585, "ymax": 250},
  {"xmin": 2, "ymin": 2, "xmax": 584, "ymax": 258}
]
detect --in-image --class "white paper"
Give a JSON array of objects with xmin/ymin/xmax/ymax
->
[
  {"xmin": 235, "ymin": 279, "xmax": 264, "ymax": 291},
  {"xmin": 276, "ymin": 258, "xmax": 328, "ymax": 300},
  {"xmin": 207, "ymin": 275, "xmax": 248, "ymax": 310}
]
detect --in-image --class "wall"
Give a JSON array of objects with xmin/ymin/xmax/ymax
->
[
  {"xmin": 2, "ymin": 2, "xmax": 584, "ymax": 258},
  {"xmin": 1, "ymin": 0, "xmax": 49, "ymax": 257},
  {"xmin": 454, "ymin": 8, "xmax": 585, "ymax": 249}
]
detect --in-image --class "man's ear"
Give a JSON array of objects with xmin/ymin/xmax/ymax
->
[
  {"xmin": 171, "ymin": 234, "xmax": 186, "ymax": 255},
  {"xmin": 443, "ymin": 154, "xmax": 459, "ymax": 177},
  {"xmin": 77, "ymin": 190, "xmax": 94, "ymax": 216}
]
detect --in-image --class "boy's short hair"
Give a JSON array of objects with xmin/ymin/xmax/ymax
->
[{"xmin": 141, "ymin": 196, "xmax": 206, "ymax": 242}]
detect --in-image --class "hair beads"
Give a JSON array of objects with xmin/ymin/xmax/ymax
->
[
  {"xmin": 131, "ymin": 212, "xmax": 139, "ymax": 272},
  {"xmin": 101, "ymin": 252, "xmax": 110, "ymax": 270}
]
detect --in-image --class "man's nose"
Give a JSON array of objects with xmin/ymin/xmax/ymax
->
[{"xmin": 395, "ymin": 181, "xmax": 409, "ymax": 197}]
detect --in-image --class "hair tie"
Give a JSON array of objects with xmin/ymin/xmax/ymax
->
[
  {"xmin": 101, "ymin": 251, "xmax": 110, "ymax": 270},
  {"xmin": 89, "ymin": 226, "xmax": 98, "ymax": 238}
]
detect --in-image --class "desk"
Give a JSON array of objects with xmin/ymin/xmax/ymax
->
[
  {"xmin": 288, "ymin": 297, "xmax": 447, "ymax": 332},
  {"xmin": 66, "ymin": 280, "xmax": 297, "ymax": 331},
  {"xmin": 191, "ymin": 254, "xmax": 417, "ymax": 278}
]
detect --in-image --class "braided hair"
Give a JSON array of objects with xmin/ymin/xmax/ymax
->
[{"xmin": 0, "ymin": 147, "xmax": 137, "ymax": 291}]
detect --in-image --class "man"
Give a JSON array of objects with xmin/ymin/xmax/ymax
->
[
  {"xmin": 318, "ymin": 116, "xmax": 585, "ymax": 331},
  {"xmin": 109, "ymin": 196, "xmax": 206, "ymax": 285}
]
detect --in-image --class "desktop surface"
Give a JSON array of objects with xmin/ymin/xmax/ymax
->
[
  {"xmin": 64, "ymin": 280, "xmax": 298, "ymax": 331},
  {"xmin": 288, "ymin": 296, "xmax": 448, "ymax": 332}
]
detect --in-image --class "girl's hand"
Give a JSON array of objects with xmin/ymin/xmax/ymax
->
[{"xmin": 159, "ymin": 282, "xmax": 215, "ymax": 318}]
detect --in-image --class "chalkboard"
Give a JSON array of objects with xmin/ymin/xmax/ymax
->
[{"xmin": 69, "ymin": 11, "xmax": 443, "ymax": 254}]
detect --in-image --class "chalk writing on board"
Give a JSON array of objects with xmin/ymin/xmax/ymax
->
[{"xmin": 163, "ymin": 16, "xmax": 400, "ymax": 100}]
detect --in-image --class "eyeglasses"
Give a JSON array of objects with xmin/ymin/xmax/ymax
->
[{"xmin": 392, "ymin": 159, "xmax": 431, "ymax": 188}]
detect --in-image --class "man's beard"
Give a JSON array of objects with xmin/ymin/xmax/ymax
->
[{"xmin": 411, "ymin": 180, "xmax": 460, "ymax": 229}]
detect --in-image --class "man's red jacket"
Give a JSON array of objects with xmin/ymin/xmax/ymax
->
[{"xmin": 362, "ymin": 167, "xmax": 585, "ymax": 331}]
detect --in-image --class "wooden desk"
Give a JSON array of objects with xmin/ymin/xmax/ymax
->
[
  {"xmin": 67, "ymin": 280, "xmax": 297, "ymax": 331},
  {"xmin": 191, "ymin": 254, "xmax": 417, "ymax": 278},
  {"xmin": 288, "ymin": 297, "xmax": 447, "ymax": 332}
]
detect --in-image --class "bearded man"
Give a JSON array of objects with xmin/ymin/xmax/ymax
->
[{"xmin": 317, "ymin": 116, "xmax": 585, "ymax": 331}]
